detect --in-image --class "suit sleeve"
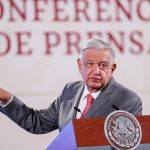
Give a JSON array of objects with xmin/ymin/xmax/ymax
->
[{"xmin": 0, "ymin": 95, "xmax": 61, "ymax": 134}]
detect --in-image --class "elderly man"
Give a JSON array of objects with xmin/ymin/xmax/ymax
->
[{"xmin": 0, "ymin": 38, "xmax": 142, "ymax": 133}]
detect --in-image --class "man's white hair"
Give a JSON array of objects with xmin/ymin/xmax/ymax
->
[{"xmin": 80, "ymin": 38, "xmax": 115, "ymax": 62}]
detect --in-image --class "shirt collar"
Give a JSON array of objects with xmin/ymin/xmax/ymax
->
[{"xmin": 82, "ymin": 84, "xmax": 101, "ymax": 100}]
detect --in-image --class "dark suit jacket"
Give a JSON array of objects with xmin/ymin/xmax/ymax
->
[{"xmin": 0, "ymin": 78, "xmax": 142, "ymax": 134}]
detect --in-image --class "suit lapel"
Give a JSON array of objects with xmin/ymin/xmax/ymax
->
[
  {"xmin": 84, "ymin": 92, "xmax": 111, "ymax": 118},
  {"xmin": 72, "ymin": 83, "xmax": 85, "ymax": 119},
  {"xmin": 84, "ymin": 78, "xmax": 115, "ymax": 118}
]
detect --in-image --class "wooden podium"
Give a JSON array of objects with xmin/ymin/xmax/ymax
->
[{"xmin": 47, "ymin": 115, "xmax": 150, "ymax": 150}]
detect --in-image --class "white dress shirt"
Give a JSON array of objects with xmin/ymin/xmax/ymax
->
[{"xmin": 76, "ymin": 85, "xmax": 101, "ymax": 118}]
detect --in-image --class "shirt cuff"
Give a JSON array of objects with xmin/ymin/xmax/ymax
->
[{"xmin": 0, "ymin": 95, "xmax": 13, "ymax": 108}]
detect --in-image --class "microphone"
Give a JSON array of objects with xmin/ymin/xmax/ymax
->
[
  {"xmin": 112, "ymin": 105, "xmax": 120, "ymax": 110},
  {"xmin": 74, "ymin": 106, "xmax": 84, "ymax": 118}
]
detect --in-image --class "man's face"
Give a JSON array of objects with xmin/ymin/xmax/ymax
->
[{"xmin": 77, "ymin": 48, "xmax": 116, "ymax": 92}]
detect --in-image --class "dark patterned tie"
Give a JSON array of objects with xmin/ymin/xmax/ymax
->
[{"xmin": 82, "ymin": 93, "xmax": 94, "ymax": 116}]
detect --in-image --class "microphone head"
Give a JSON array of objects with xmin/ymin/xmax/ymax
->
[
  {"xmin": 74, "ymin": 106, "xmax": 84, "ymax": 118},
  {"xmin": 74, "ymin": 106, "xmax": 81, "ymax": 112}
]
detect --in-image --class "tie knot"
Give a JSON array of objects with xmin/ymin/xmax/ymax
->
[{"xmin": 86, "ymin": 93, "xmax": 94, "ymax": 104}]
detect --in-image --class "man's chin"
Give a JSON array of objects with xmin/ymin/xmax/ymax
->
[{"xmin": 89, "ymin": 83, "xmax": 103, "ymax": 90}]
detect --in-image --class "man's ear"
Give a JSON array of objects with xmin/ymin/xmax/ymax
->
[
  {"xmin": 111, "ymin": 63, "xmax": 117, "ymax": 73},
  {"xmin": 77, "ymin": 58, "xmax": 82, "ymax": 73}
]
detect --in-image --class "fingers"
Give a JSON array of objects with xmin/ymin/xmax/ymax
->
[{"xmin": 0, "ymin": 87, "xmax": 12, "ymax": 102}]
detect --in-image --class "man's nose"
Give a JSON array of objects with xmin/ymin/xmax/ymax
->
[{"xmin": 93, "ymin": 64, "xmax": 100, "ymax": 74}]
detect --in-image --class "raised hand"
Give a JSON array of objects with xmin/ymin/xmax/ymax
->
[{"xmin": 0, "ymin": 87, "xmax": 12, "ymax": 104}]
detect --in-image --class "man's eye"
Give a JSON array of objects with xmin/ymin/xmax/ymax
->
[
  {"xmin": 101, "ymin": 63, "xmax": 107, "ymax": 67},
  {"xmin": 88, "ymin": 62, "xmax": 94, "ymax": 66},
  {"xmin": 99, "ymin": 63, "xmax": 109, "ymax": 69}
]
